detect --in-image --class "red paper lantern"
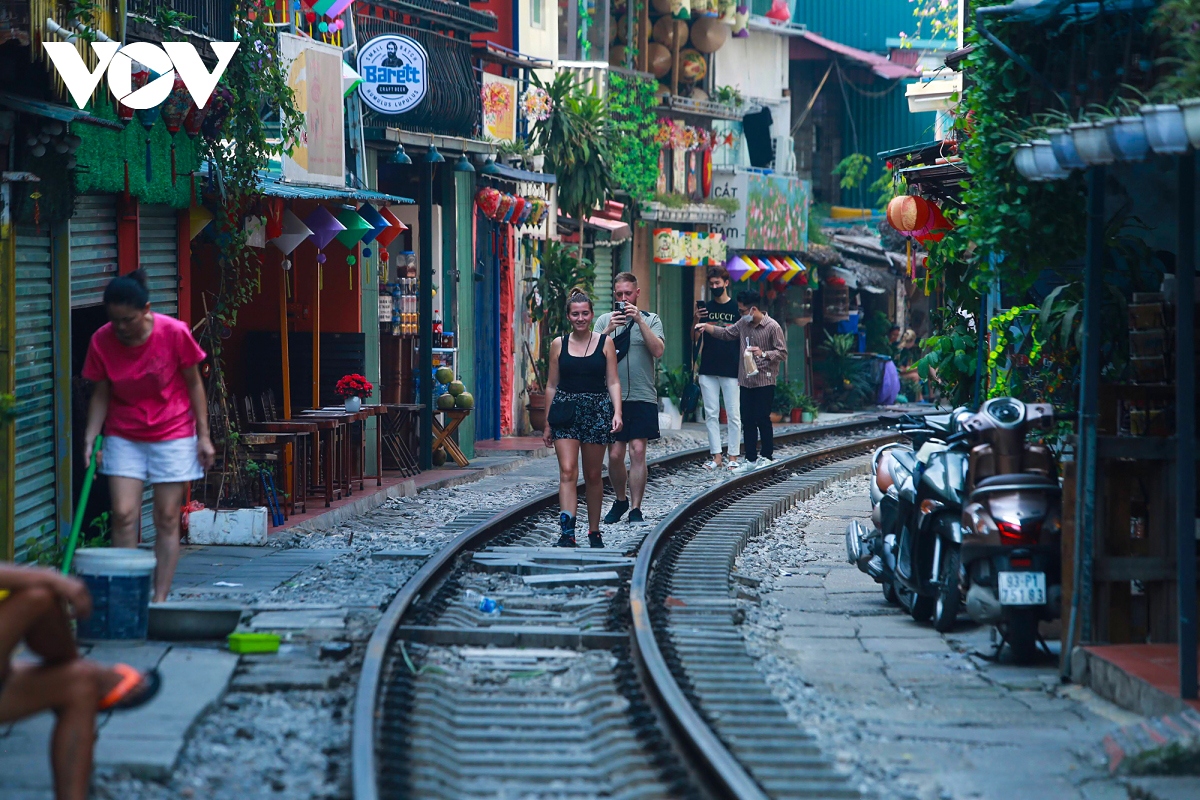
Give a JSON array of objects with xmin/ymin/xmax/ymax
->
[
  {"xmin": 117, "ymin": 65, "xmax": 150, "ymax": 123},
  {"xmin": 913, "ymin": 204, "xmax": 953, "ymax": 244},
  {"xmin": 161, "ymin": 75, "xmax": 191, "ymax": 134},
  {"xmin": 475, "ymin": 186, "xmax": 501, "ymax": 219},
  {"xmin": 493, "ymin": 194, "xmax": 513, "ymax": 222},
  {"xmin": 886, "ymin": 194, "xmax": 933, "ymax": 234},
  {"xmin": 182, "ymin": 99, "xmax": 208, "ymax": 137}
]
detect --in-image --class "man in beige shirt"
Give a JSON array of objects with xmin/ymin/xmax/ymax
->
[{"xmin": 695, "ymin": 290, "xmax": 786, "ymax": 472}]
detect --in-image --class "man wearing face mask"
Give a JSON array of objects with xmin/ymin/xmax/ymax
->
[{"xmin": 694, "ymin": 291, "xmax": 786, "ymax": 472}]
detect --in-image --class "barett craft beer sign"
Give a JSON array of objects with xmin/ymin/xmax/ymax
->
[{"xmin": 356, "ymin": 34, "xmax": 428, "ymax": 116}]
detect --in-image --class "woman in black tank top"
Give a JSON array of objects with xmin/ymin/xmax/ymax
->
[{"xmin": 543, "ymin": 289, "xmax": 623, "ymax": 547}]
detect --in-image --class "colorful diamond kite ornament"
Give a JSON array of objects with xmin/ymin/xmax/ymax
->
[
  {"xmin": 375, "ymin": 207, "xmax": 407, "ymax": 248},
  {"xmin": 270, "ymin": 209, "xmax": 313, "ymax": 255},
  {"xmin": 357, "ymin": 203, "xmax": 389, "ymax": 244},
  {"xmin": 334, "ymin": 208, "xmax": 372, "ymax": 249},
  {"xmin": 304, "ymin": 206, "xmax": 345, "ymax": 250},
  {"xmin": 188, "ymin": 205, "xmax": 214, "ymax": 240}
]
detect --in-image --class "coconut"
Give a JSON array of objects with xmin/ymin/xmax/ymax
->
[
  {"xmin": 448, "ymin": 380, "xmax": 466, "ymax": 396},
  {"xmin": 436, "ymin": 393, "xmax": 457, "ymax": 410},
  {"xmin": 432, "ymin": 448, "xmax": 447, "ymax": 467},
  {"xmin": 454, "ymin": 392, "xmax": 474, "ymax": 410},
  {"xmin": 435, "ymin": 366, "xmax": 454, "ymax": 385}
]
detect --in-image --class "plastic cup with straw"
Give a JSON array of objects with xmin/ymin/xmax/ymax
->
[{"xmin": 62, "ymin": 436, "xmax": 103, "ymax": 575}]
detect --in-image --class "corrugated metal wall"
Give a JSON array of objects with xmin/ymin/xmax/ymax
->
[
  {"xmin": 592, "ymin": 246, "xmax": 613, "ymax": 309},
  {"xmin": 12, "ymin": 226, "xmax": 58, "ymax": 561},
  {"xmin": 791, "ymin": 0, "xmax": 918, "ymax": 54},
  {"xmin": 841, "ymin": 82, "xmax": 938, "ymax": 201},
  {"xmin": 139, "ymin": 205, "xmax": 179, "ymax": 316},
  {"xmin": 69, "ymin": 195, "xmax": 118, "ymax": 308}
]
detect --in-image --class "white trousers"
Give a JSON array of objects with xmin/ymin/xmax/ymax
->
[{"xmin": 699, "ymin": 374, "xmax": 741, "ymax": 457}]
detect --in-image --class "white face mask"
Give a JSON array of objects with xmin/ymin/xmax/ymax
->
[{"xmin": 742, "ymin": 313, "xmax": 754, "ymax": 323}]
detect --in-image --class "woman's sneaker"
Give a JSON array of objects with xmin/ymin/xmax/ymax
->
[
  {"xmin": 557, "ymin": 513, "xmax": 577, "ymax": 547},
  {"xmin": 587, "ymin": 532, "xmax": 604, "ymax": 548},
  {"xmin": 732, "ymin": 458, "xmax": 758, "ymax": 474},
  {"xmin": 754, "ymin": 456, "xmax": 776, "ymax": 470},
  {"xmin": 628, "ymin": 508, "xmax": 647, "ymax": 526}
]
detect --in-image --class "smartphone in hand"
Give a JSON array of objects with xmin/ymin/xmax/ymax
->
[{"xmin": 696, "ymin": 300, "xmax": 707, "ymax": 319}]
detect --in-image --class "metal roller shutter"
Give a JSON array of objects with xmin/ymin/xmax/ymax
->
[
  {"xmin": 69, "ymin": 195, "xmax": 118, "ymax": 308},
  {"xmin": 138, "ymin": 205, "xmax": 179, "ymax": 316},
  {"xmin": 13, "ymin": 226, "xmax": 58, "ymax": 561}
]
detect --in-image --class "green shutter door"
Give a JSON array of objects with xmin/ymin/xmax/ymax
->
[
  {"xmin": 70, "ymin": 195, "xmax": 118, "ymax": 308},
  {"xmin": 12, "ymin": 226, "xmax": 57, "ymax": 561},
  {"xmin": 592, "ymin": 246, "xmax": 613, "ymax": 309},
  {"xmin": 139, "ymin": 205, "xmax": 179, "ymax": 316}
]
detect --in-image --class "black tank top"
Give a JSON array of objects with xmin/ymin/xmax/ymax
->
[{"xmin": 557, "ymin": 334, "xmax": 607, "ymax": 393}]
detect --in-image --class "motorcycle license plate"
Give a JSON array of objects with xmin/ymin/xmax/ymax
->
[{"xmin": 998, "ymin": 571, "xmax": 1046, "ymax": 606}]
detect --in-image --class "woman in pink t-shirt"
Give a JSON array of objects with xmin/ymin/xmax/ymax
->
[{"xmin": 82, "ymin": 270, "xmax": 215, "ymax": 602}]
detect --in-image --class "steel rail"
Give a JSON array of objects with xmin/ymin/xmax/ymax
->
[
  {"xmin": 629, "ymin": 436, "xmax": 898, "ymax": 800},
  {"xmin": 353, "ymin": 417, "xmax": 891, "ymax": 800}
]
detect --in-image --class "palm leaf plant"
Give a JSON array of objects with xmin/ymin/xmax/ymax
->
[
  {"xmin": 818, "ymin": 332, "xmax": 873, "ymax": 411},
  {"xmin": 525, "ymin": 241, "xmax": 596, "ymax": 390}
]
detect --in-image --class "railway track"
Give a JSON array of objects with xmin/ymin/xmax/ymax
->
[{"xmin": 353, "ymin": 420, "xmax": 899, "ymax": 800}]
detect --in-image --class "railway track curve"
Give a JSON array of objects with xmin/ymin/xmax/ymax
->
[{"xmin": 353, "ymin": 419, "xmax": 898, "ymax": 799}]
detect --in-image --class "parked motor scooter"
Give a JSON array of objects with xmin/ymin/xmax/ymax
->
[
  {"xmin": 847, "ymin": 409, "xmax": 971, "ymax": 631},
  {"xmin": 959, "ymin": 397, "xmax": 1062, "ymax": 664}
]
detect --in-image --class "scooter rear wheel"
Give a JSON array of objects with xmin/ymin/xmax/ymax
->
[
  {"xmin": 933, "ymin": 547, "xmax": 962, "ymax": 633},
  {"xmin": 883, "ymin": 580, "xmax": 899, "ymax": 605},
  {"xmin": 1006, "ymin": 609, "xmax": 1040, "ymax": 664},
  {"xmin": 909, "ymin": 591, "xmax": 935, "ymax": 623}
]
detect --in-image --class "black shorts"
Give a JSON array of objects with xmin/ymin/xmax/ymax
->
[{"xmin": 615, "ymin": 400, "xmax": 660, "ymax": 442}]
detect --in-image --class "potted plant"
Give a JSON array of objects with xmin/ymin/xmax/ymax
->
[
  {"xmin": 796, "ymin": 392, "xmax": 819, "ymax": 423},
  {"xmin": 770, "ymin": 381, "xmax": 794, "ymax": 424},
  {"xmin": 335, "ymin": 373, "xmax": 373, "ymax": 413}
]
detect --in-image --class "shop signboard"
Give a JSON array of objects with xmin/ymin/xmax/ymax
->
[
  {"xmin": 653, "ymin": 229, "xmax": 727, "ymax": 266},
  {"xmin": 357, "ymin": 34, "xmax": 429, "ymax": 116},
  {"xmin": 711, "ymin": 170, "xmax": 811, "ymax": 252},
  {"xmin": 280, "ymin": 34, "xmax": 345, "ymax": 187},
  {"xmin": 481, "ymin": 73, "xmax": 518, "ymax": 142}
]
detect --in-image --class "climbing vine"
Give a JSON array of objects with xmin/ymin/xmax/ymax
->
[{"xmin": 608, "ymin": 71, "xmax": 660, "ymax": 204}]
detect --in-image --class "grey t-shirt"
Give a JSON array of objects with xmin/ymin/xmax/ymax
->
[{"xmin": 594, "ymin": 311, "xmax": 664, "ymax": 404}]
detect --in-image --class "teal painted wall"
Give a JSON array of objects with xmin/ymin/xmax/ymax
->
[
  {"xmin": 454, "ymin": 173, "xmax": 475, "ymax": 459},
  {"xmin": 841, "ymin": 83, "xmax": 938, "ymax": 204},
  {"xmin": 791, "ymin": 0, "xmax": 918, "ymax": 54}
]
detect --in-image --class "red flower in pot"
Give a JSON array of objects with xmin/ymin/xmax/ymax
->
[{"xmin": 335, "ymin": 373, "xmax": 373, "ymax": 412}]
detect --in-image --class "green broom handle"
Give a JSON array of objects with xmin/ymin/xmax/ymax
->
[{"xmin": 62, "ymin": 436, "xmax": 103, "ymax": 575}]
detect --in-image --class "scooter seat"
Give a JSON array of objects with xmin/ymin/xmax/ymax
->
[{"xmin": 972, "ymin": 473, "xmax": 1060, "ymax": 495}]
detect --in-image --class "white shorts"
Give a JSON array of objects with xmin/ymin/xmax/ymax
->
[{"xmin": 99, "ymin": 434, "xmax": 205, "ymax": 485}]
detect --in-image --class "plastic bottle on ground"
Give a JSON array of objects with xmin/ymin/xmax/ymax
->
[{"xmin": 463, "ymin": 589, "xmax": 501, "ymax": 615}]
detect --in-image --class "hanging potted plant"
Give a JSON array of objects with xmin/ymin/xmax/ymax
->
[
  {"xmin": 1069, "ymin": 116, "xmax": 1118, "ymax": 165},
  {"xmin": 1105, "ymin": 114, "xmax": 1150, "ymax": 162},
  {"xmin": 1152, "ymin": 0, "xmax": 1200, "ymax": 146},
  {"xmin": 1140, "ymin": 104, "xmax": 1190, "ymax": 154},
  {"xmin": 335, "ymin": 373, "xmax": 373, "ymax": 413}
]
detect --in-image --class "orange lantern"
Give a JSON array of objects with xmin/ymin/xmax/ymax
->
[
  {"xmin": 914, "ymin": 203, "xmax": 953, "ymax": 244},
  {"xmin": 886, "ymin": 195, "xmax": 933, "ymax": 234}
]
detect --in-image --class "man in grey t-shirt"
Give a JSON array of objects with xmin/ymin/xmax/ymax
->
[{"xmin": 594, "ymin": 272, "xmax": 664, "ymax": 525}]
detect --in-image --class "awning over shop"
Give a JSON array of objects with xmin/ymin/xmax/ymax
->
[
  {"xmin": 256, "ymin": 171, "xmax": 413, "ymax": 204},
  {"xmin": 484, "ymin": 163, "xmax": 556, "ymax": 185},
  {"xmin": 557, "ymin": 212, "xmax": 631, "ymax": 245},
  {"xmin": 0, "ymin": 91, "xmax": 123, "ymax": 130},
  {"xmin": 836, "ymin": 259, "xmax": 893, "ymax": 294},
  {"xmin": 726, "ymin": 253, "xmax": 813, "ymax": 286},
  {"xmin": 788, "ymin": 32, "xmax": 921, "ymax": 80}
]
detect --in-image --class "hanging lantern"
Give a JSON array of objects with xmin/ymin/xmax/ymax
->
[
  {"xmin": 160, "ymin": 76, "xmax": 192, "ymax": 185},
  {"xmin": 376, "ymin": 207, "xmax": 406, "ymax": 248},
  {"xmin": 201, "ymin": 87, "xmax": 234, "ymax": 140},
  {"xmin": 913, "ymin": 204, "xmax": 953, "ymax": 245},
  {"xmin": 886, "ymin": 194, "xmax": 933, "ymax": 235},
  {"xmin": 183, "ymin": 99, "xmax": 209, "ymax": 138},
  {"xmin": 357, "ymin": 203, "xmax": 389, "ymax": 244},
  {"xmin": 334, "ymin": 208, "xmax": 372, "ymax": 248},
  {"xmin": 475, "ymin": 186, "xmax": 502, "ymax": 219},
  {"xmin": 117, "ymin": 64, "xmax": 150, "ymax": 123}
]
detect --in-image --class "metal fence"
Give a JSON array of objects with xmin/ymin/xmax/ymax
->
[{"xmin": 126, "ymin": 0, "xmax": 234, "ymax": 41}]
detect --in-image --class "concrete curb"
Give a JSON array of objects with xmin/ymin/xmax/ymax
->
[{"xmin": 1072, "ymin": 645, "xmax": 1192, "ymax": 718}]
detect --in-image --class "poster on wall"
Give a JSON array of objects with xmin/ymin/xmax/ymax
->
[
  {"xmin": 481, "ymin": 74, "xmax": 518, "ymax": 142},
  {"xmin": 710, "ymin": 170, "xmax": 811, "ymax": 252},
  {"xmin": 653, "ymin": 229, "xmax": 727, "ymax": 266},
  {"xmin": 357, "ymin": 34, "xmax": 429, "ymax": 116},
  {"xmin": 280, "ymin": 33, "xmax": 345, "ymax": 187}
]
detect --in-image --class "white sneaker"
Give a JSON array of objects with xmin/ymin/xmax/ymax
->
[
  {"xmin": 732, "ymin": 458, "xmax": 758, "ymax": 473},
  {"xmin": 754, "ymin": 457, "xmax": 776, "ymax": 470}
]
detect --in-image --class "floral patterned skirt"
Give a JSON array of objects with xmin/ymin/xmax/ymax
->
[{"xmin": 550, "ymin": 390, "xmax": 614, "ymax": 445}]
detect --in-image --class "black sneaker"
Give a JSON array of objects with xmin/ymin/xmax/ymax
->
[
  {"xmin": 628, "ymin": 508, "xmax": 646, "ymax": 526},
  {"xmin": 602, "ymin": 499, "xmax": 629, "ymax": 524},
  {"xmin": 587, "ymin": 532, "xmax": 604, "ymax": 548},
  {"xmin": 556, "ymin": 533, "xmax": 577, "ymax": 547}
]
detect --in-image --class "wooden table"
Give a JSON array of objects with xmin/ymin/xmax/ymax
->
[
  {"xmin": 249, "ymin": 417, "xmax": 338, "ymax": 507},
  {"xmin": 432, "ymin": 409, "xmax": 472, "ymax": 468},
  {"xmin": 299, "ymin": 409, "xmax": 366, "ymax": 496},
  {"xmin": 381, "ymin": 403, "xmax": 424, "ymax": 476}
]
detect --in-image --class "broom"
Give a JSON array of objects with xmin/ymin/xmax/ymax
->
[{"xmin": 62, "ymin": 436, "xmax": 103, "ymax": 575}]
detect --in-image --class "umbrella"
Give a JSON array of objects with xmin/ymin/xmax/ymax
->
[
  {"xmin": 270, "ymin": 209, "xmax": 313, "ymax": 255},
  {"xmin": 305, "ymin": 206, "xmax": 345, "ymax": 250}
]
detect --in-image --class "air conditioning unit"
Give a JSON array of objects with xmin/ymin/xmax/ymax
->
[{"xmin": 773, "ymin": 135, "xmax": 796, "ymax": 173}]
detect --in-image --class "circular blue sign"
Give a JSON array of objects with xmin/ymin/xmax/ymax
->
[{"xmin": 357, "ymin": 34, "xmax": 429, "ymax": 116}]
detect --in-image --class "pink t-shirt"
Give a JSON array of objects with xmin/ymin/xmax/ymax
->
[{"xmin": 83, "ymin": 314, "xmax": 207, "ymax": 442}]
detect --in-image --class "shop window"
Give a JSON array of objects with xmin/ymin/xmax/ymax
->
[
  {"xmin": 558, "ymin": 0, "xmax": 610, "ymax": 62},
  {"xmin": 532, "ymin": 0, "xmax": 544, "ymax": 29}
]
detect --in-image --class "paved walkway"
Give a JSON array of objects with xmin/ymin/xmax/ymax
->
[{"xmin": 763, "ymin": 491, "xmax": 1200, "ymax": 800}]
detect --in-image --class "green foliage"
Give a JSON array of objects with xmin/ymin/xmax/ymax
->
[
  {"xmin": 771, "ymin": 380, "xmax": 810, "ymax": 415},
  {"xmin": 916, "ymin": 309, "xmax": 979, "ymax": 408},
  {"xmin": 707, "ymin": 196, "xmax": 740, "ymax": 214},
  {"xmin": 608, "ymin": 71, "xmax": 660, "ymax": 204},
  {"xmin": 833, "ymin": 153, "xmax": 871, "ymax": 191},
  {"xmin": 82, "ymin": 512, "xmax": 112, "ymax": 549},
  {"xmin": 817, "ymin": 332, "xmax": 872, "ymax": 411},
  {"xmin": 654, "ymin": 191, "xmax": 689, "ymax": 209},
  {"xmin": 923, "ymin": 16, "xmax": 1087, "ymax": 308},
  {"xmin": 530, "ymin": 71, "xmax": 613, "ymax": 227},
  {"xmin": 869, "ymin": 161, "xmax": 906, "ymax": 209},
  {"xmin": 0, "ymin": 393, "xmax": 15, "ymax": 425},
  {"xmin": 525, "ymin": 242, "xmax": 596, "ymax": 388},
  {"xmin": 904, "ymin": 0, "xmax": 959, "ymax": 43},
  {"xmin": 656, "ymin": 365, "xmax": 691, "ymax": 406},
  {"xmin": 1152, "ymin": 0, "xmax": 1200, "ymax": 101},
  {"xmin": 710, "ymin": 85, "xmax": 745, "ymax": 106},
  {"xmin": 865, "ymin": 311, "xmax": 893, "ymax": 354}
]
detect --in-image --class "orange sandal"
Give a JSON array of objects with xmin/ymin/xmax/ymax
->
[{"xmin": 98, "ymin": 664, "xmax": 161, "ymax": 712}]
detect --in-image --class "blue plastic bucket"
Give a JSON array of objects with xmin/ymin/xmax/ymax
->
[{"xmin": 73, "ymin": 548, "xmax": 157, "ymax": 643}]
